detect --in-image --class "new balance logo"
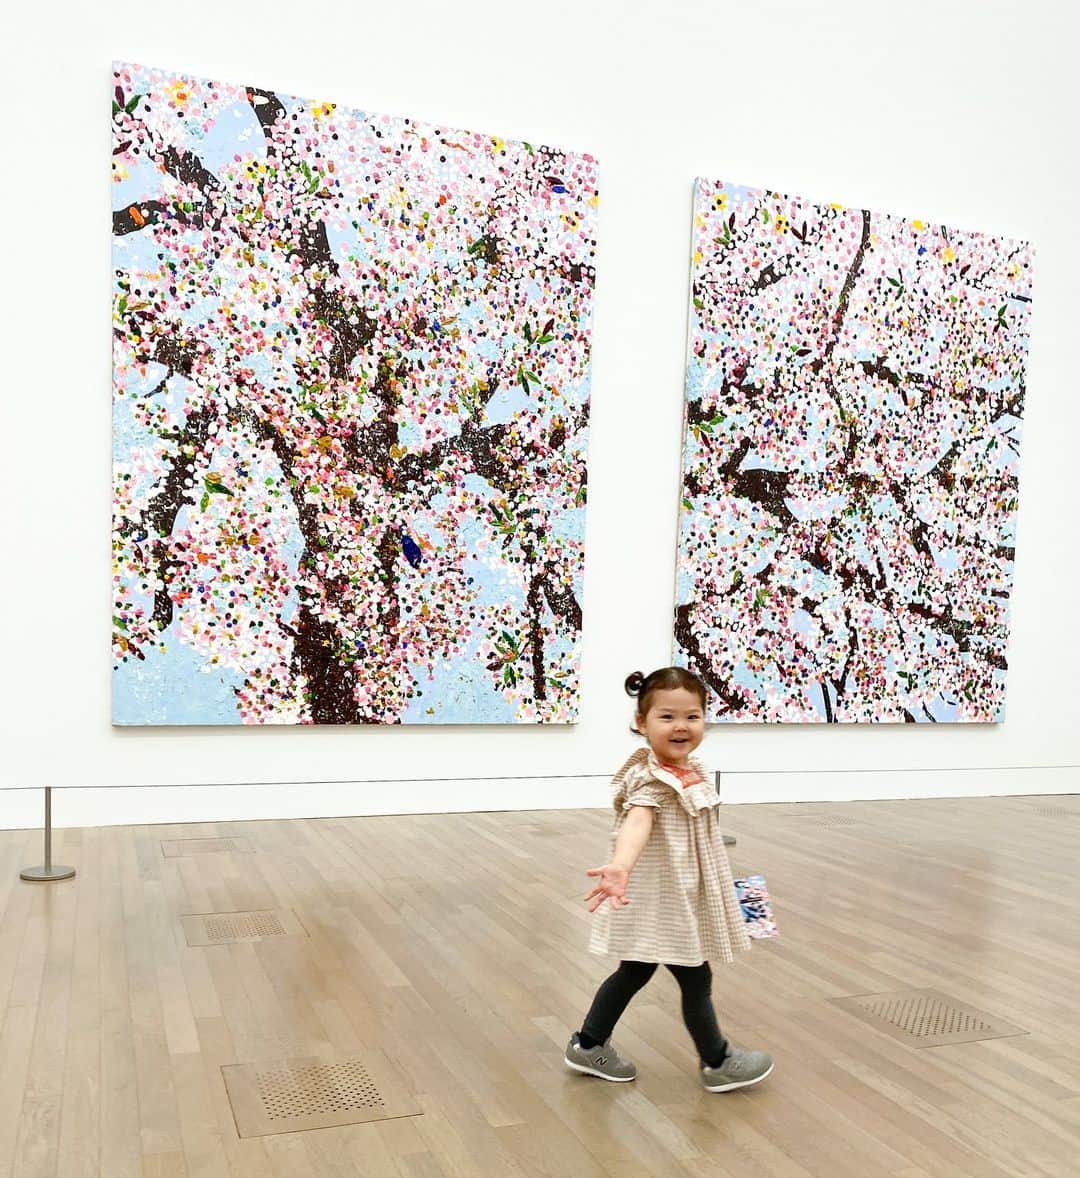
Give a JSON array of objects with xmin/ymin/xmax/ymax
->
[{"xmin": 596, "ymin": 1056, "xmax": 608, "ymax": 1065}]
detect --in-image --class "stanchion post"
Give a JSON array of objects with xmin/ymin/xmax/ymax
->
[
  {"xmin": 715, "ymin": 771, "xmax": 736, "ymax": 846},
  {"xmin": 20, "ymin": 787, "xmax": 76, "ymax": 882}
]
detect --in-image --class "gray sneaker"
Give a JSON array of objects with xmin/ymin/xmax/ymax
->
[
  {"xmin": 564, "ymin": 1034, "xmax": 637, "ymax": 1082},
  {"xmin": 701, "ymin": 1046, "xmax": 773, "ymax": 1092}
]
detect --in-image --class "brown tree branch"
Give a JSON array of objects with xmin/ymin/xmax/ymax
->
[
  {"xmin": 246, "ymin": 406, "xmax": 368, "ymax": 723},
  {"xmin": 113, "ymin": 200, "xmax": 192, "ymax": 237},
  {"xmin": 907, "ymin": 602, "xmax": 1007, "ymax": 669},
  {"xmin": 828, "ymin": 605, "xmax": 859, "ymax": 709},
  {"xmin": 112, "ymin": 127, "xmax": 222, "ymax": 237},
  {"xmin": 673, "ymin": 603, "xmax": 747, "ymax": 715},
  {"xmin": 823, "ymin": 208, "xmax": 872, "ymax": 363},
  {"xmin": 527, "ymin": 573, "xmax": 546, "ymax": 703},
  {"xmin": 712, "ymin": 436, "xmax": 796, "ymax": 526},
  {"xmin": 113, "ymin": 330, "xmax": 214, "ymax": 632},
  {"xmin": 540, "ymin": 567, "xmax": 583, "ymax": 631},
  {"xmin": 858, "ymin": 357, "xmax": 931, "ymax": 403}
]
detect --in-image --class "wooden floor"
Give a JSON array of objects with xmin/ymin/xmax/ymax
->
[{"xmin": 1, "ymin": 793, "xmax": 1079, "ymax": 1177}]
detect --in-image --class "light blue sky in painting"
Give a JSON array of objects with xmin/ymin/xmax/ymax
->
[
  {"xmin": 113, "ymin": 624, "xmax": 245, "ymax": 725},
  {"xmin": 113, "ymin": 65, "xmax": 589, "ymax": 724},
  {"xmin": 112, "ymin": 226, "xmax": 169, "ymax": 275},
  {"xmin": 113, "ymin": 158, "xmax": 169, "ymax": 209},
  {"xmin": 195, "ymin": 100, "xmax": 267, "ymax": 174}
]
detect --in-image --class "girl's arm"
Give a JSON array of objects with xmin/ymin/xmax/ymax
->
[
  {"xmin": 584, "ymin": 805, "xmax": 655, "ymax": 912},
  {"xmin": 611, "ymin": 804, "xmax": 655, "ymax": 872}
]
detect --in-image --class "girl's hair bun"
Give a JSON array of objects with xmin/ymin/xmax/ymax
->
[{"xmin": 624, "ymin": 671, "xmax": 645, "ymax": 697}]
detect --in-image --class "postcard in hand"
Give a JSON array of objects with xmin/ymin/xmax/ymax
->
[{"xmin": 733, "ymin": 874, "xmax": 778, "ymax": 939}]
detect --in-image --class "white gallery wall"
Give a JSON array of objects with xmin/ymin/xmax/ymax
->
[{"xmin": 1, "ymin": 0, "xmax": 1077, "ymax": 829}]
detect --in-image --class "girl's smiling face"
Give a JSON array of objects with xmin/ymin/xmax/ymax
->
[{"xmin": 636, "ymin": 686, "xmax": 705, "ymax": 767}]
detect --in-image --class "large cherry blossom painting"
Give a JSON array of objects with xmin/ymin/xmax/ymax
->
[
  {"xmin": 674, "ymin": 178, "xmax": 1032, "ymax": 723},
  {"xmin": 111, "ymin": 62, "xmax": 597, "ymax": 724}
]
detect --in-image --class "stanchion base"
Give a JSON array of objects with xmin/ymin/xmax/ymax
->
[
  {"xmin": 20, "ymin": 866, "xmax": 76, "ymax": 882},
  {"xmin": 722, "ymin": 834, "xmax": 736, "ymax": 846}
]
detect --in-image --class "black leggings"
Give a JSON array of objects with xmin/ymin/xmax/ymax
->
[{"xmin": 580, "ymin": 960, "xmax": 728, "ymax": 1066}]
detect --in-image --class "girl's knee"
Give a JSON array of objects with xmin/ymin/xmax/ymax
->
[
  {"xmin": 667, "ymin": 961, "xmax": 713, "ymax": 993},
  {"xmin": 618, "ymin": 960, "xmax": 659, "ymax": 987}
]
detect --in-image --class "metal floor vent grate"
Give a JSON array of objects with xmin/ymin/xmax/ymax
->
[
  {"xmin": 162, "ymin": 836, "xmax": 254, "ymax": 857},
  {"xmin": 831, "ymin": 988, "xmax": 1026, "ymax": 1048},
  {"xmin": 785, "ymin": 814, "xmax": 863, "ymax": 828},
  {"xmin": 181, "ymin": 908, "xmax": 308, "ymax": 946},
  {"xmin": 221, "ymin": 1051, "xmax": 422, "ymax": 1137},
  {"xmin": 1031, "ymin": 805, "xmax": 1079, "ymax": 820},
  {"xmin": 261, "ymin": 1059, "xmax": 382, "ymax": 1118}
]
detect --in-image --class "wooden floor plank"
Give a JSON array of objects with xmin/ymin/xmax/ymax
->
[{"xmin": 1, "ymin": 794, "xmax": 1078, "ymax": 1176}]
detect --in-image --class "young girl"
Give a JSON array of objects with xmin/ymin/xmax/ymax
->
[{"xmin": 564, "ymin": 667, "xmax": 773, "ymax": 1092}]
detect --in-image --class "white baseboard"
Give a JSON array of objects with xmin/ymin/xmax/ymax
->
[
  {"xmin": 0, "ymin": 776, "xmax": 613, "ymax": 831},
  {"xmin": 0, "ymin": 765, "xmax": 1076, "ymax": 830},
  {"xmin": 718, "ymin": 764, "xmax": 1079, "ymax": 804}
]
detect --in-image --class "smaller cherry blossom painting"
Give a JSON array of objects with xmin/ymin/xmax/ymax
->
[
  {"xmin": 111, "ymin": 62, "xmax": 597, "ymax": 724},
  {"xmin": 674, "ymin": 178, "xmax": 1033, "ymax": 723}
]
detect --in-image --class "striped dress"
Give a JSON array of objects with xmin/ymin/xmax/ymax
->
[{"xmin": 588, "ymin": 748, "xmax": 751, "ymax": 967}]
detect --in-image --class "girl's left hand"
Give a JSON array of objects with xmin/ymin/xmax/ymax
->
[{"xmin": 584, "ymin": 863, "xmax": 630, "ymax": 912}]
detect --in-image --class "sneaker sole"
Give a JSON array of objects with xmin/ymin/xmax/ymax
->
[
  {"xmin": 563, "ymin": 1055, "xmax": 636, "ymax": 1082},
  {"xmin": 702, "ymin": 1062, "xmax": 774, "ymax": 1092}
]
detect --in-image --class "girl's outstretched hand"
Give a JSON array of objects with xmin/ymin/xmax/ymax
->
[{"xmin": 584, "ymin": 864, "xmax": 630, "ymax": 912}]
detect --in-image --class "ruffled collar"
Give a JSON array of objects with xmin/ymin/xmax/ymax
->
[
  {"xmin": 611, "ymin": 747, "xmax": 718, "ymax": 814},
  {"xmin": 650, "ymin": 753, "xmax": 708, "ymax": 789}
]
